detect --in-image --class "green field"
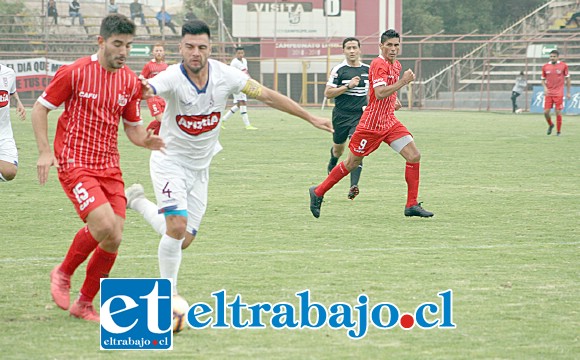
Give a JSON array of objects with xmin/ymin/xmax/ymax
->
[{"xmin": 0, "ymin": 108, "xmax": 578, "ymax": 359}]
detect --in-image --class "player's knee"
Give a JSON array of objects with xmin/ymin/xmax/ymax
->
[
  {"xmin": 344, "ymin": 157, "xmax": 362, "ymax": 171},
  {"xmin": 165, "ymin": 215, "xmax": 187, "ymax": 239},
  {"xmin": 407, "ymin": 150, "xmax": 421, "ymax": 163},
  {"xmin": 0, "ymin": 168, "xmax": 17, "ymax": 181}
]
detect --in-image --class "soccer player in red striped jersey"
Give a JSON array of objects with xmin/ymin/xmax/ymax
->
[
  {"xmin": 541, "ymin": 50, "xmax": 571, "ymax": 136},
  {"xmin": 140, "ymin": 43, "xmax": 168, "ymax": 133},
  {"xmin": 309, "ymin": 29, "xmax": 433, "ymax": 218},
  {"xmin": 31, "ymin": 14, "xmax": 165, "ymax": 322}
]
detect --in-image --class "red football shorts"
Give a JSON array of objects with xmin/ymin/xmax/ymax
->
[
  {"xmin": 349, "ymin": 122, "xmax": 412, "ymax": 157},
  {"xmin": 544, "ymin": 95, "xmax": 564, "ymax": 111},
  {"xmin": 147, "ymin": 96, "xmax": 166, "ymax": 117},
  {"xmin": 58, "ymin": 167, "xmax": 126, "ymax": 221}
]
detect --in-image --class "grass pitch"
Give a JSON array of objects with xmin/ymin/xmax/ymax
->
[{"xmin": 0, "ymin": 108, "xmax": 578, "ymax": 359}]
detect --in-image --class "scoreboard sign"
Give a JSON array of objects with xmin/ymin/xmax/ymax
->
[{"xmin": 232, "ymin": 0, "xmax": 356, "ymax": 38}]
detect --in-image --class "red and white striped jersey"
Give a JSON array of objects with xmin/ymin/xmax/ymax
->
[
  {"xmin": 359, "ymin": 56, "xmax": 401, "ymax": 131},
  {"xmin": 141, "ymin": 60, "xmax": 169, "ymax": 79},
  {"xmin": 37, "ymin": 54, "xmax": 143, "ymax": 171}
]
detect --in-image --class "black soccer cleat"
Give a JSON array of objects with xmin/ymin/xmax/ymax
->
[
  {"xmin": 309, "ymin": 186, "xmax": 324, "ymax": 218},
  {"xmin": 547, "ymin": 124, "xmax": 554, "ymax": 135},
  {"xmin": 557, "ymin": 132, "xmax": 561, "ymax": 136},
  {"xmin": 404, "ymin": 202, "xmax": 434, "ymax": 218},
  {"xmin": 347, "ymin": 185, "xmax": 359, "ymax": 200}
]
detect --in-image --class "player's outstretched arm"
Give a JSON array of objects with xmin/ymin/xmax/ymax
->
[
  {"xmin": 243, "ymin": 79, "xmax": 333, "ymax": 133},
  {"xmin": 31, "ymin": 101, "xmax": 58, "ymax": 185}
]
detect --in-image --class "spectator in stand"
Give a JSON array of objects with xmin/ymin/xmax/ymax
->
[
  {"xmin": 156, "ymin": 6, "xmax": 177, "ymax": 35},
  {"xmin": 48, "ymin": 0, "xmax": 58, "ymax": 25},
  {"xmin": 130, "ymin": 0, "xmax": 150, "ymax": 34},
  {"xmin": 69, "ymin": 0, "xmax": 84, "ymax": 26},
  {"xmin": 565, "ymin": 11, "xmax": 580, "ymax": 28},
  {"xmin": 184, "ymin": 7, "xmax": 198, "ymax": 23},
  {"xmin": 108, "ymin": 0, "xmax": 119, "ymax": 14}
]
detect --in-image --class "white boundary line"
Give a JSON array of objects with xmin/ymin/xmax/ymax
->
[{"xmin": 1, "ymin": 241, "xmax": 578, "ymax": 263}]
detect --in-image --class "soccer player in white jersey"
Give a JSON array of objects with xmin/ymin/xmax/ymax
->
[
  {"xmin": 220, "ymin": 46, "xmax": 257, "ymax": 130},
  {"xmin": 125, "ymin": 20, "xmax": 332, "ymax": 295},
  {"xmin": 0, "ymin": 64, "xmax": 26, "ymax": 182}
]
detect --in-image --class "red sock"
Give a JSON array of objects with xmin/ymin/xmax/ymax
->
[
  {"xmin": 60, "ymin": 226, "xmax": 99, "ymax": 276},
  {"xmin": 556, "ymin": 115, "xmax": 562, "ymax": 133},
  {"xmin": 315, "ymin": 162, "xmax": 350, "ymax": 197},
  {"xmin": 79, "ymin": 246, "xmax": 117, "ymax": 302},
  {"xmin": 405, "ymin": 162, "xmax": 420, "ymax": 208},
  {"xmin": 546, "ymin": 117, "xmax": 553, "ymax": 126}
]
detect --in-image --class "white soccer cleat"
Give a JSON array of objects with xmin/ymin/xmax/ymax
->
[{"xmin": 125, "ymin": 183, "xmax": 145, "ymax": 209}]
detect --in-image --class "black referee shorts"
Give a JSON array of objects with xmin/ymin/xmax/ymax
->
[{"xmin": 332, "ymin": 110, "xmax": 363, "ymax": 145}]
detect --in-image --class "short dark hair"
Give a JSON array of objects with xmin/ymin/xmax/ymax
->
[
  {"xmin": 100, "ymin": 14, "xmax": 135, "ymax": 40},
  {"xmin": 342, "ymin": 37, "xmax": 360, "ymax": 48},
  {"xmin": 380, "ymin": 29, "xmax": 400, "ymax": 44},
  {"xmin": 182, "ymin": 20, "xmax": 211, "ymax": 38},
  {"xmin": 550, "ymin": 49, "xmax": 559, "ymax": 56},
  {"xmin": 235, "ymin": 46, "xmax": 244, "ymax": 51}
]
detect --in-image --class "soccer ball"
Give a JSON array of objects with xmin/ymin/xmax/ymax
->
[{"xmin": 172, "ymin": 295, "xmax": 189, "ymax": 333}]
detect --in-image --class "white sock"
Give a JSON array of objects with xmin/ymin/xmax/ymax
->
[
  {"xmin": 158, "ymin": 234, "xmax": 184, "ymax": 295},
  {"xmin": 132, "ymin": 197, "xmax": 166, "ymax": 235},
  {"xmin": 240, "ymin": 106, "xmax": 251, "ymax": 126},
  {"xmin": 222, "ymin": 105, "xmax": 239, "ymax": 121}
]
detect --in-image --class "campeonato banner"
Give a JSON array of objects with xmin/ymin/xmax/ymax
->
[{"xmin": 3, "ymin": 58, "xmax": 71, "ymax": 92}]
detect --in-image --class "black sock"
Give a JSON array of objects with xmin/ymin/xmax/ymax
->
[
  {"xmin": 350, "ymin": 163, "xmax": 363, "ymax": 187},
  {"xmin": 327, "ymin": 148, "xmax": 339, "ymax": 173}
]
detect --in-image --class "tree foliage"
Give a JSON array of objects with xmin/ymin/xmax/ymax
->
[{"xmin": 403, "ymin": 0, "xmax": 549, "ymax": 35}]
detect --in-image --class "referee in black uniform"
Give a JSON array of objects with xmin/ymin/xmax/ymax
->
[{"xmin": 324, "ymin": 37, "xmax": 369, "ymax": 200}]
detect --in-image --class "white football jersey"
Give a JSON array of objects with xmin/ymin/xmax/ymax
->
[
  {"xmin": 149, "ymin": 59, "xmax": 249, "ymax": 169},
  {"xmin": 230, "ymin": 57, "xmax": 249, "ymax": 76},
  {"xmin": 0, "ymin": 64, "xmax": 17, "ymax": 140}
]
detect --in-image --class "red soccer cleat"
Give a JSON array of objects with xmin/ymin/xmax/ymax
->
[
  {"xmin": 50, "ymin": 265, "xmax": 71, "ymax": 310},
  {"xmin": 70, "ymin": 299, "xmax": 100, "ymax": 323}
]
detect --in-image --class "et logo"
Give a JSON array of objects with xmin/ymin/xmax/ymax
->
[{"xmin": 100, "ymin": 278, "xmax": 172, "ymax": 350}]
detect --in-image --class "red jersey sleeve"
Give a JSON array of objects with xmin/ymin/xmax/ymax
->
[
  {"xmin": 371, "ymin": 58, "xmax": 389, "ymax": 88},
  {"xmin": 563, "ymin": 63, "xmax": 569, "ymax": 77},
  {"xmin": 39, "ymin": 64, "xmax": 73, "ymax": 109},
  {"xmin": 122, "ymin": 81, "xmax": 143, "ymax": 124}
]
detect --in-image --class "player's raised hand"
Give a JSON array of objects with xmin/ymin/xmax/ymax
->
[
  {"xmin": 402, "ymin": 69, "xmax": 415, "ymax": 84},
  {"xmin": 36, "ymin": 151, "xmax": 58, "ymax": 185},
  {"xmin": 309, "ymin": 116, "xmax": 334, "ymax": 133},
  {"xmin": 144, "ymin": 129, "xmax": 166, "ymax": 153},
  {"xmin": 140, "ymin": 77, "xmax": 154, "ymax": 99},
  {"xmin": 349, "ymin": 76, "xmax": 361, "ymax": 88}
]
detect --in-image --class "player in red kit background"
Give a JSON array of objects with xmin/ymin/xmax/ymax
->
[
  {"xmin": 140, "ymin": 43, "xmax": 168, "ymax": 134},
  {"xmin": 542, "ymin": 50, "xmax": 571, "ymax": 136},
  {"xmin": 31, "ymin": 14, "xmax": 165, "ymax": 322},
  {"xmin": 309, "ymin": 29, "xmax": 433, "ymax": 219}
]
